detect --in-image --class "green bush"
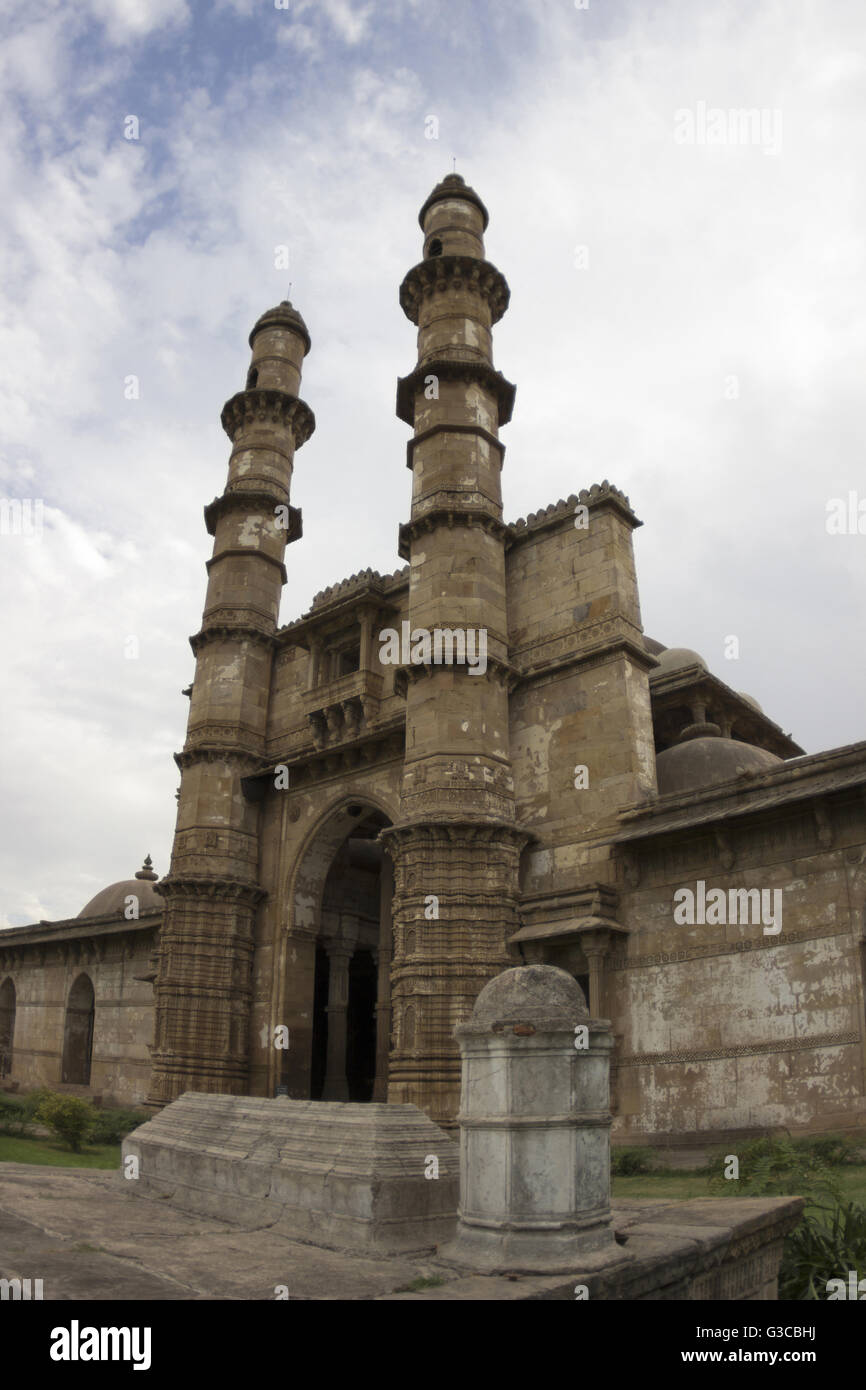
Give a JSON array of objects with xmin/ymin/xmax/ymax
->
[
  {"xmin": 0, "ymin": 1093, "xmax": 33, "ymax": 1137},
  {"xmin": 790, "ymin": 1133, "xmax": 855, "ymax": 1168},
  {"xmin": 35, "ymin": 1093, "xmax": 96, "ymax": 1153},
  {"xmin": 0, "ymin": 1087, "xmax": 57, "ymax": 1137},
  {"xmin": 612, "ymin": 1146, "xmax": 654, "ymax": 1176},
  {"xmin": 704, "ymin": 1135, "xmax": 841, "ymax": 1202},
  {"xmin": 779, "ymin": 1199, "xmax": 866, "ymax": 1300},
  {"xmin": 89, "ymin": 1107, "xmax": 148, "ymax": 1145}
]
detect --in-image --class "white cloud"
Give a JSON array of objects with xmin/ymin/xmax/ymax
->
[{"xmin": 1, "ymin": 0, "xmax": 864, "ymax": 922}]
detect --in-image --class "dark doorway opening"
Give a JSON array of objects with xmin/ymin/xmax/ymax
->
[
  {"xmin": 310, "ymin": 947, "xmax": 329, "ymax": 1101},
  {"xmin": 346, "ymin": 949, "xmax": 377, "ymax": 1102},
  {"xmin": 0, "ymin": 978, "xmax": 15, "ymax": 1079},
  {"xmin": 61, "ymin": 974, "xmax": 95, "ymax": 1086}
]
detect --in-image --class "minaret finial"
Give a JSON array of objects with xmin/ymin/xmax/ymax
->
[{"xmin": 135, "ymin": 855, "xmax": 158, "ymax": 881}]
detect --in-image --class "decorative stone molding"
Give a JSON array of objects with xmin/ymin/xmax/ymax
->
[
  {"xmin": 154, "ymin": 875, "xmax": 266, "ymax": 908},
  {"xmin": 174, "ymin": 743, "xmax": 263, "ymax": 770},
  {"xmin": 396, "ymin": 359, "xmax": 515, "ymax": 427},
  {"xmin": 189, "ymin": 622, "xmax": 276, "ymax": 655},
  {"xmin": 399, "ymin": 255, "xmax": 510, "ymax": 326},
  {"xmin": 511, "ymin": 615, "xmax": 647, "ymax": 683},
  {"xmin": 204, "ymin": 491, "xmax": 302, "ymax": 543},
  {"xmin": 220, "ymin": 388, "xmax": 315, "ymax": 446},
  {"xmin": 392, "ymin": 652, "xmax": 518, "ymax": 698},
  {"xmin": 398, "ymin": 507, "xmax": 507, "ymax": 559}
]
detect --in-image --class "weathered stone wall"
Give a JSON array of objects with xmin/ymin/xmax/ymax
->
[
  {"xmin": 610, "ymin": 804, "xmax": 866, "ymax": 1141},
  {"xmin": 0, "ymin": 919, "xmax": 158, "ymax": 1106},
  {"xmin": 507, "ymin": 492, "xmax": 657, "ymax": 900}
]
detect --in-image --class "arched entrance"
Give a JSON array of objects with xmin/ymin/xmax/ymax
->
[
  {"xmin": 0, "ymin": 978, "xmax": 15, "ymax": 1079},
  {"xmin": 286, "ymin": 801, "xmax": 394, "ymax": 1102},
  {"xmin": 61, "ymin": 974, "xmax": 95, "ymax": 1086}
]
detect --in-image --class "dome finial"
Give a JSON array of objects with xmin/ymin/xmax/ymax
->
[{"xmin": 135, "ymin": 855, "xmax": 158, "ymax": 882}]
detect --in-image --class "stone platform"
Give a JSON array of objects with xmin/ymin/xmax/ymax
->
[
  {"xmin": 0, "ymin": 1162, "xmax": 803, "ymax": 1300},
  {"xmin": 122, "ymin": 1093, "xmax": 458, "ymax": 1255}
]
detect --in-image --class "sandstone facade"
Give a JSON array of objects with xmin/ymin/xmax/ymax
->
[{"xmin": 2, "ymin": 176, "xmax": 865, "ymax": 1141}]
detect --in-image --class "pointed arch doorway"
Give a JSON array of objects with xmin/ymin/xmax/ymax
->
[{"xmin": 284, "ymin": 801, "xmax": 394, "ymax": 1102}]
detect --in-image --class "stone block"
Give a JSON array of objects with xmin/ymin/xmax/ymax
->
[{"xmin": 123, "ymin": 1093, "xmax": 458, "ymax": 1254}]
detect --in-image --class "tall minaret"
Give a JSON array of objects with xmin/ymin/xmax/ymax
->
[
  {"xmin": 383, "ymin": 175, "xmax": 527, "ymax": 1126},
  {"xmin": 149, "ymin": 301, "xmax": 314, "ymax": 1105}
]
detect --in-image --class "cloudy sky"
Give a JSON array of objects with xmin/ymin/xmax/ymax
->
[{"xmin": 1, "ymin": 0, "xmax": 864, "ymax": 926}]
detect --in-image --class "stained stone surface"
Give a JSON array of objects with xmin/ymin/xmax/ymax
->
[
  {"xmin": 443, "ymin": 963, "xmax": 616, "ymax": 1273},
  {"xmin": 0, "ymin": 1163, "xmax": 803, "ymax": 1301},
  {"xmin": 122, "ymin": 1093, "xmax": 458, "ymax": 1254}
]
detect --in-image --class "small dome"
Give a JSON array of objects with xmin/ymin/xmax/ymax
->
[
  {"xmin": 78, "ymin": 858, "xmax": 161, "ymax": 919},
  {"xmin": 643, "ymin": 636, "xmax": 667, "ymax": 656},
  {"xmin": 249, "ymin": 299, "xmax": 311, "ymax": 355},
  {"xmin": 738, "ymin": 691, "xmax": 764, "ymax": 713},
  {"xmin": 470, "ymin": 965, "xmax": 589, "ymax": 1026},
  {"xmin": 656, "ymin": 737, "xmax": 782, "ymax": 795},
  {"xmin": 418, "ymin": 173, "xmax": 489, "ymax": 230},
  {"xmin": 652, "ymin": 646, "xmax": 707, "ymax": 678}
]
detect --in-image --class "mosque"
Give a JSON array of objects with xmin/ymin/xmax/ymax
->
[{"xmin": 2, "ymin": 175, "xmax": 865, "ymax": 1146}]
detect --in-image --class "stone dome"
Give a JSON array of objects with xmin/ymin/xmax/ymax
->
[
  {"xmin": 653, "ymin": 647, "xmax": 708, "ymax": 677},
  {"xmin": 248, "ymin": 299, "xmax": 311, "ymax": 354},
  {"xmin": 643, "ymin": 636, "xmax": 667, "ymax": 656},
  {"xmin": 738, "ymin": 691, "xmax": 764, "ymax": 713},
  {"xmin": 78, "ymin": 857, "xmax": 161, "ymax": 919},
  {"xmin": 470, "ymin": 965, "xmax": 589, "ymax": 1026},
  {"xmin": 655, "ymin": 737, "xmax": 782, "ymax": 795},
  {"xmin": 418, "ymin": 172, "xmax": 489, "ymax": 230}
]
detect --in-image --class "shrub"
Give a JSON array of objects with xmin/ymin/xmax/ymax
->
[
  {"xmin": 0, "ymin": 1087, "xmax": 56, "ymax": 1137},
  {"xmin": 36, "ymin": 1093, "xmax": 96, "ymax": 1153},
  {"xmin": 790, "ymin": 1133, "xmax": 855, "ymax": 1168},
  {"xmin": 779, "ymin": 1200, "xmax": 866, "ymax": 1300},
  {"xmin": 612, "ymin": 1146, "xmax": 654, "ymax": 1176},
  {"xmin": 89, "ymin": 1107, "xmax": 148, "ymax": 1145},
  {"xmin": 0, "ymin": 1093, "xmax": 33, "ymax": 1137},
  {"xmin": 704, "ymin": 1135, "xmax": 841, "ymax": 1202}
]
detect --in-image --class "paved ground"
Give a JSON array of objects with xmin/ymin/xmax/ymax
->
[{"xmin": 0, "ymin": 1163, "xmax": 578, "ymax": 1300}]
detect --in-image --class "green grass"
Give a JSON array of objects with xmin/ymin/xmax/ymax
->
[
  {"xmin": 612, "ymin": 1165, "xmax": 866, "ymax": 1209},
  {"xmin": 0, "ymin": 1133, "xmax": 121, "ymax": 1169}
]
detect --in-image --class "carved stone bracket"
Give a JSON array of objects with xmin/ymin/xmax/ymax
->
[{"xmin": 398, "ymin": 255, "xmax": 510, "ymax": 326}]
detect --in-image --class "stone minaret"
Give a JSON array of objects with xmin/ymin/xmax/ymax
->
[
  {"xmin": 383, "ymin": 175, "xmax": 527, "ymax": 1126},
  {"xmin": 148, "ymin": 302, "xmax": 314, "ymax": 1105}
]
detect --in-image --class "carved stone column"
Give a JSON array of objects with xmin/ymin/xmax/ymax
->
[
  {"xmin": 321, "ymin": 945, "xmax": 352, "ymax": 1101},
  {"xmin": 372, "ymin": 855, "xmax": 394, "ymax": 1102}
]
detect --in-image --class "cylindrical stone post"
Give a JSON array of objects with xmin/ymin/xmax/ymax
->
[{"xmin": 442, "ymin": 964, "xmax": 616, "ymax": 1273}]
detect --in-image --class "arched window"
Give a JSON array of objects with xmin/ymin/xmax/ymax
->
[
  {"xmin": 0, "ymin": 978, "xmax": 15, "ymax": 1079},
  {"xmin": 61, "ymin": 974, "xmax": 95, "ymax": 1086},
  {"xmin": 427, "ymin": 238, "xmax": 443, "ymax": 258},
  {"xmin": 246, "ymin": 366, "xmax": 259, "ymax": 389}
]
